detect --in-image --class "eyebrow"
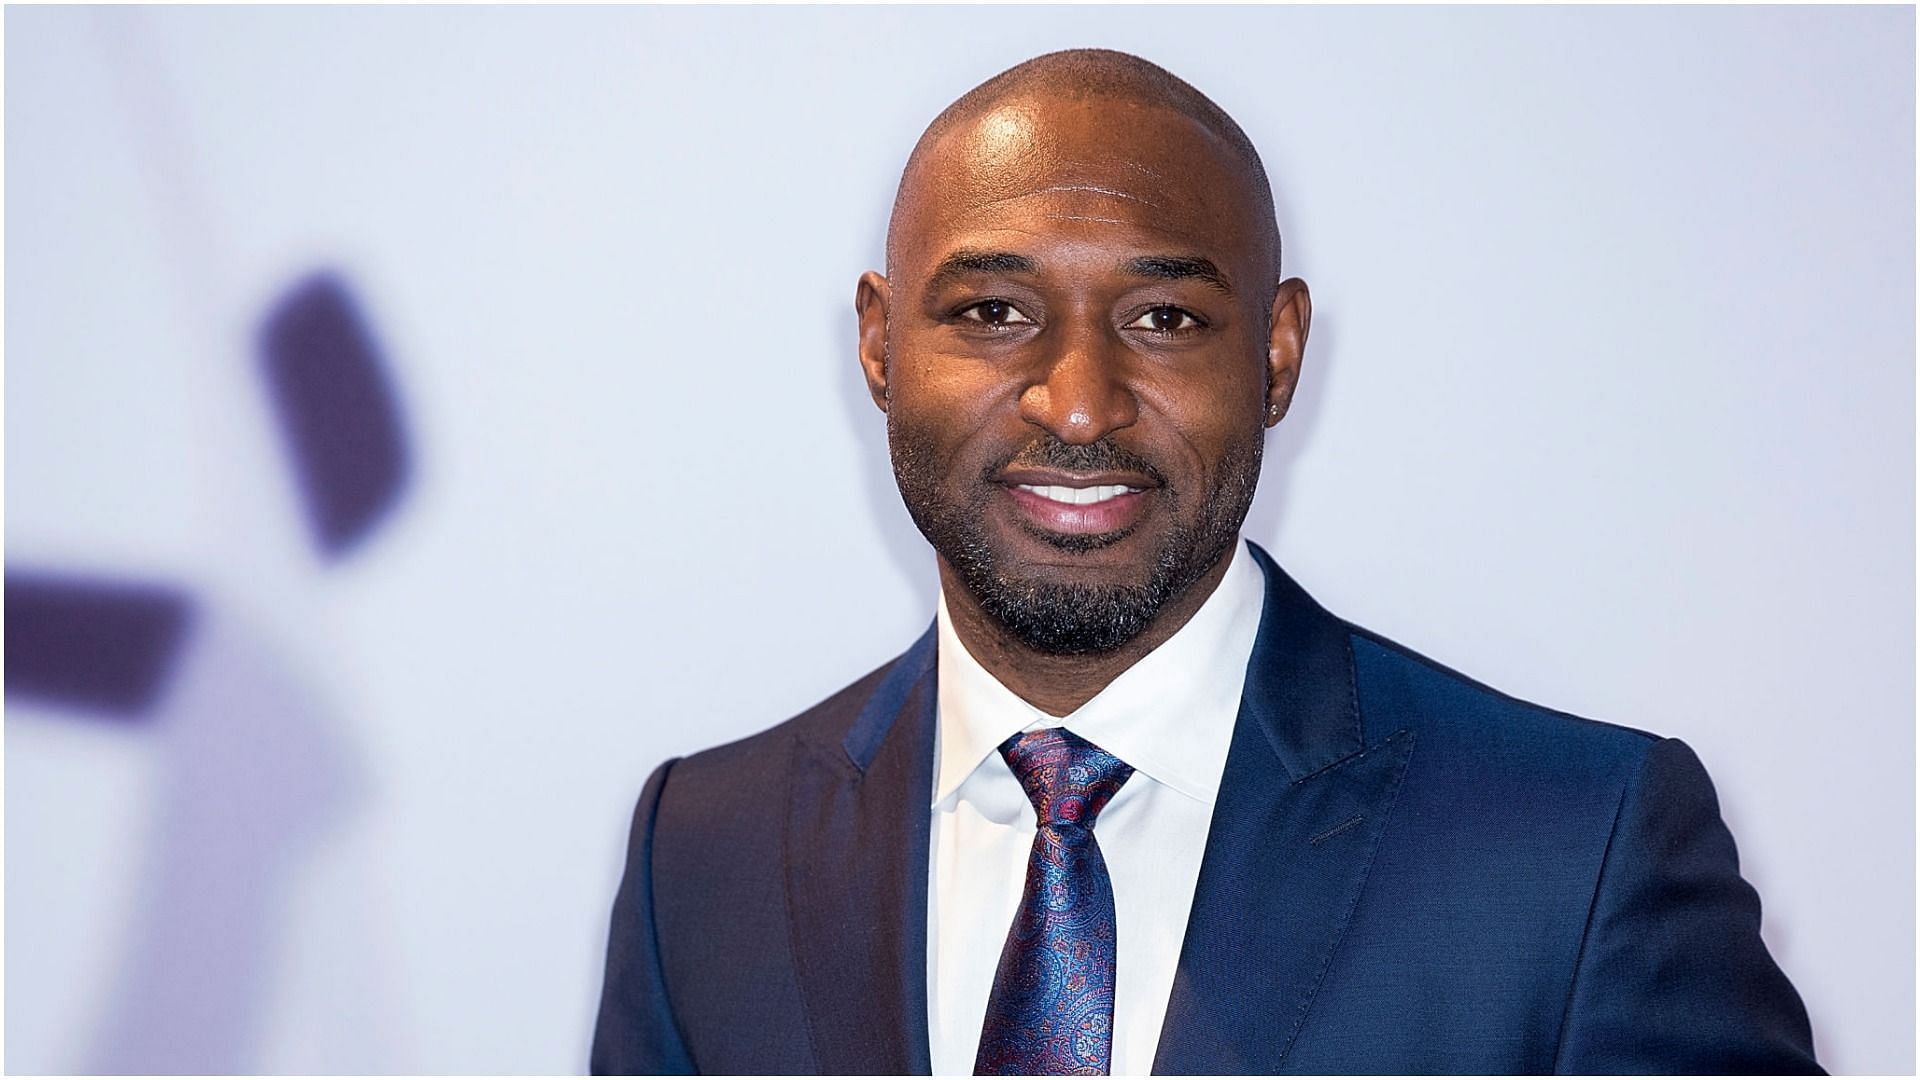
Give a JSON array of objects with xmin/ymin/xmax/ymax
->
[
  {"xmin": 925, "ymin": 250, "xmax": 1038, "ymax": 293},
  {"xmin": 921, "ymin": 249, "xmax": 1234, "ymax": 297},
  {"xmin": 1123, "ymin": 255, "xmax": 1234, "ymax": 296}
]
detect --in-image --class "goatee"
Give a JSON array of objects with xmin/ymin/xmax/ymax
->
[{"xmin": 888, "ymin": 429, "xmax": 1261, "ymax": 655}]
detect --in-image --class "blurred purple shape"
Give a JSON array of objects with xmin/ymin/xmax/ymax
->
[
  {"xmin": 78, "ymin": 610, "xmax": 363, "ymax": 1074},
  {"xmin": 258, "ymin": 272, "xmax": 411, "ymax": 559},
  {"xmin": 5, "ymin": 572, "xmax": 194, "ymax": 716}
]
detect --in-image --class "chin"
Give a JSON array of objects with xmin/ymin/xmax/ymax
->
[
  {"xmin": 953, "ymin": 527, "xmax": 1196, "ymax": 655},
  {"xmin": 976, "ymin": 577, "xmax": 1164, "ymax": 656}
]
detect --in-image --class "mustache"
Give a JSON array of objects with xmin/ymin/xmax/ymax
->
[{"xmin": 986, "ymin": 436, "xmax": 1169, "ymax": 487}]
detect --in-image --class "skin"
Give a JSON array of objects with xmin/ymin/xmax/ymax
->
[{"xmin": 856, "ymin": 91, "xmax": 1312, "ymax": 717}]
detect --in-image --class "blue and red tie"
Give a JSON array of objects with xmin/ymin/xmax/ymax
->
[{"xmin": 974, "ymin": 727, "xmax": 1135, "ymax": 1076}]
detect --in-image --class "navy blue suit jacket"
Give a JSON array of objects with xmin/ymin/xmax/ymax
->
[{"xmin": 592, "ymin": 545, "xmax": 1819, "ymax": 1073}]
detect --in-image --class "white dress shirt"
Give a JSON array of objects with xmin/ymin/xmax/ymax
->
[{"xmin": 926, "ymin": 537, "xmax": 1266, "ymax": 1076}]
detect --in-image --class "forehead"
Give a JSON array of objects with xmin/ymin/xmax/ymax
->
[{"xmin": 892, "ymin": 95, "xmax": 1268, "ymax": 274}]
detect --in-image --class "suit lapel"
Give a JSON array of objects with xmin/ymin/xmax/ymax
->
[
  {"xmin": 1153, "ymin": 545, "xmax": 1416, "ymax": 1074},
  {"xmin": 780, "ymin": 545, "xmax": 1410, "ymax": 1074},
  {"xmin": 784, "ymin": 627, "xmax": 937, "ymax": 1074}
]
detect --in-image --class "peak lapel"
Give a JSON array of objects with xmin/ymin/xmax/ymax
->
[
  {"xmin": 784, "ymin": 628, "xmax": 937, "ymax": 1074},
  {"xmin": 1154, "ymin": 546, "xmax": 1417, "ymax": 1074}
]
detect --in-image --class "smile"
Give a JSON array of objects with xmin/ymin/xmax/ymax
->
[
  {"xmin": 1002, "ymin": 482, "xmax": 1152, "ymax": 537},
  {"xmin": 1013, "ymin": 483, "xmax": 1142, "ymax": 506}
]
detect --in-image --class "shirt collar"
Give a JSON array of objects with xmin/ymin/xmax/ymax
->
[{"xmin": 932, "ymin": 537, "xmax": 1266, "ymax": 808}]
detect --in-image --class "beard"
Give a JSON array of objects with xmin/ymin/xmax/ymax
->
[{"xmin": 889, "ymin": 422, "xmax": 1263, "ymax": 656}]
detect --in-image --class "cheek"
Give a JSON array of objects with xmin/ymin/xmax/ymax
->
[
  {"xmin": 885, "ymin": 347, "xmax": 1028, "ymax": 455},
  {"xmin": 1131, "ymin": 369, "xmax": 1268, "ymax": 474}
]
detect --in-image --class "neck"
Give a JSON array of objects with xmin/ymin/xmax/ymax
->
[{"xmin": 938, "ymin": 546, "xmax": 1239, "ymax": 717}]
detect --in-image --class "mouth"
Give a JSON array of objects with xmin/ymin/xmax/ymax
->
[
  {"xmin": 995, "ymin": 468, "xmax": 1158, "ymax": 537},
  {"xmin": 1011, "ymin": 481, "xmax": 1142, "ymax": 505}
]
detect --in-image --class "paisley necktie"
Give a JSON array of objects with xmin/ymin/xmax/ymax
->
[{"xmin": 974, "ymin": 727, "xmax": 1134, "ymax": 1076}]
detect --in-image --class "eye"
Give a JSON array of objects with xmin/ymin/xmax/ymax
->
[
  {"xmin": 958, "ymin": 299, "xmax": 1035, "ymax": 327},
  {"xmin": 1126, "ymin": 306, "xmax": 1205, "ymax": 333}
]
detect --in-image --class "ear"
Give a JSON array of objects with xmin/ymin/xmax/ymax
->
[
  {"xmin": 1264, "ymin": 277, "xmax": 1312, "ymax": 427},
  {"xmin": 855, "ymin": 271, "xmax": 892, "ymax": 413}
]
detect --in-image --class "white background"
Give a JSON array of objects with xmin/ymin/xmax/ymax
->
[{"xmin": 6, "ymin": 6, "xmax": 1912, "ymax": 1073}]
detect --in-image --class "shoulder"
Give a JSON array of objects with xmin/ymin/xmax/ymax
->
[
  {"xmin": 1330, "ymin": 622, "xmax": 1732, "ymax": 941},
  {"xmin": 651, "ymin": 647, "xmax": 907, "ymax": 805},
  {"xmin": 1338, "ymin": 621, "xmax": 1664, "ymax": 790},
  {"xmin": 648, "ymin": 630, "xmax": 933, "ymax": 814},
  {"xmin": 620, "ymin": 652, "xmax": 908, "ymax": 904}
]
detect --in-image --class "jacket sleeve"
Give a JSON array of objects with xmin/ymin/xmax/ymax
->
[
  {"xmin": 1553, "ymin": 737, "xmax": 1821, "ymax": 1074},
  {"xmin": 591, "ymin": 759, "xmax": 697, "ymax": 1075}
]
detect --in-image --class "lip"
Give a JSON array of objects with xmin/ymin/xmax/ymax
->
[
  {"xmin": 996, "ymin": 467, "xmax": 1159, "ymax": 490},
  {"xmin": 1000, "ymin": 481, "xmax": 1153, "ymax": 536}
]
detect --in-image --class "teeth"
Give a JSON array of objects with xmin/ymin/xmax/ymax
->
[{"xmin": 1015, "ymin": 483, "xmax": 1140, "ymax": 506}]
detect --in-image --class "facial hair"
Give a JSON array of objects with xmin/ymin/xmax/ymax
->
[{"xmin": 889, "ymin": 423, "xmax": 1263, "ymax": 656}]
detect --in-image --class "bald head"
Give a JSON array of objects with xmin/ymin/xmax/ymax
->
[{"xmin": 889, "ymin": 49, "xmax": 1282, "ymax": 281}]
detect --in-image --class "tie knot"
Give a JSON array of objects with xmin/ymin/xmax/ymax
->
[{"xmin": 998, "ymin": 727, "xmax": 1134, "ymax": 829}]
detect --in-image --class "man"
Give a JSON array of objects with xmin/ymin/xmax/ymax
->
[{"xmin": 592, "ymin": 49, "xmax": 1819, "ymax": 1075}]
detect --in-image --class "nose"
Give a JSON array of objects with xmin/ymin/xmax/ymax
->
[{"xmin": 1017, "ymin": 318, "xmax": 1139, "ymax": 445}]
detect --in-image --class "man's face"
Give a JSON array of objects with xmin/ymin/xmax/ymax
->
[{"xmin": 859, "ymin": 94, "xmax": 1306, "ymax": 655}]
